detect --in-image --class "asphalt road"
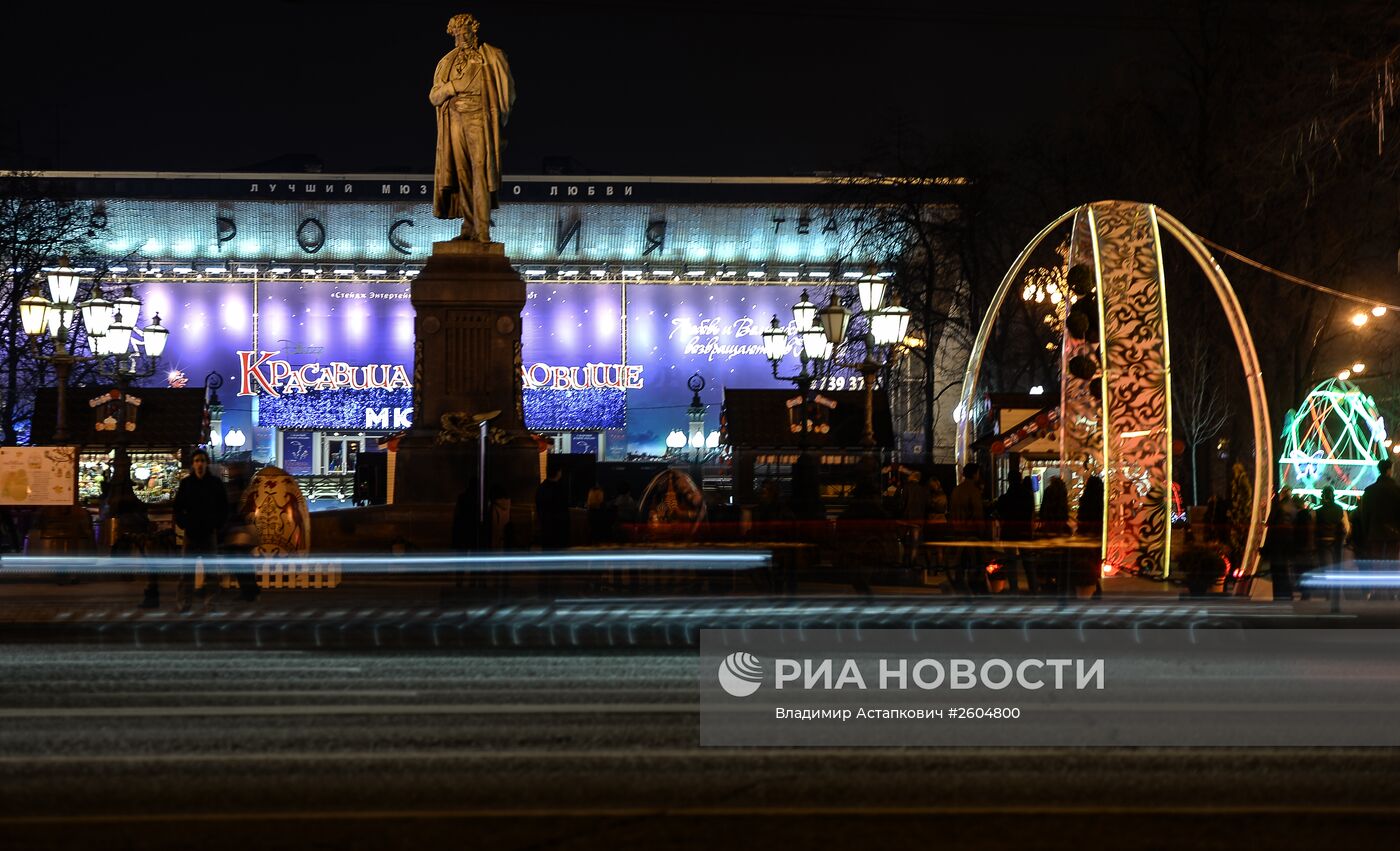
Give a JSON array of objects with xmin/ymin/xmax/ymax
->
[{"xmin": 1, "ymin": 645, "xmax": 1398, "ymax": 850}]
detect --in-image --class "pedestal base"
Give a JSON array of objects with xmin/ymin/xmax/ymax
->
[{"xmin": 392, "ymin": 241, "xmax": 540, "ymax": 537}]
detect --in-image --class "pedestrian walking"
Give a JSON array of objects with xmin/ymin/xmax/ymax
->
[
  {"xmin": 586, "ymin": 486, "xmax": 614, "ymax": 544},
  {"xmin": 948, "ymin": 462, "xmax": 987, "ymax": 593},
  {"xmin": 898, "ymin": 470, "xmax": 930, "ymax": 572},
  {"xmin": 1264, "ymin": 487, "xmax": 1299, "ymax": 600},
  {"xmin": 1035, "ymin": 476, "xmax": 1071, "ymax": 596},
  {"xmin": 144, "ymin": 449, "xmax": 227, "ymax": 612},
  {"xmin": 1313, "ymin": 485, "xmax": 1347, "ymax": 574},
  {"xmin": 927, "ymin": 477, "xmax": 949, "ymax": 522},
  {"xmin": 1353, "ymin": 458, "xmax": 1400, "ymax": 564},
  {"xmin": 993, "ymin": 473, "xmax": 1035, "ymax": 593},
  {"xmin": 1075, "ymin": 476, "xmax": 1104, "ymax": 597},
  {"xmin": 535, "ymin": 465, "xmax": 570, "ymax": 549},
  {"xmin": 611, "ymin": 481, "xmax": 639, "ymax": 541},
  {"xmin": 1286, "ymin": 492, "xmax": 1315, "ymax": 600}
]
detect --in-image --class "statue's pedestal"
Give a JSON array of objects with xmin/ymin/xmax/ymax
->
[{"xmin": 393, "ymin": 241, "xmax": 540, "ymax": 534}]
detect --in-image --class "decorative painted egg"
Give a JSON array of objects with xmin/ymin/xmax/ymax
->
[
  {"xmin": 240, "ymin": 465, "xmax": 311, "ymax": 555},
  {"xmin": 1279, "ymin": 378, "xmax": 1388, "ymax": 508}
]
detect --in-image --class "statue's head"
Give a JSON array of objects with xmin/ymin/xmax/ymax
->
[{"xmin": 446, "ymin": 13, "xmax": 481, "ymax": 47}]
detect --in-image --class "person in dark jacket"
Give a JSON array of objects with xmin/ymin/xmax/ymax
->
[
  {"xmin": 838, "ymin": 478, "xmax": 889, "ymax": 594},
  {"xmin": 1264, "ymin": 486, "xmax": 1298, "ymax": 598},
  {"xmin": 535, "ymin": 465, "xmax": 570, "ymax": 549},
  {"xmin": 1314, "ymin": 485, "xmax": 1346, "ymax": 571},
  {"xmin": 1353, "ymin": 458, "xmax": 1400, "ymax": 564},
  {"xmin": 1075, "ymin": 476, "xmax": 1105, "ymax": 597},
  {"xmin": 948, "ymin": 463, "xmax": 987, "ymax": 593},
  {"xmin": 146, "ymin": 450, "xmax": 228, "ymax": 611},
  {"xmin": 450, "ymin": 478, "xmax": 481, "ymax": 589}
]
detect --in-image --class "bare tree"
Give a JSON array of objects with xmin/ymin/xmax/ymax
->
[
  {"xmin": 0, "ymin": 174, "xmax": 98, "ymax": 445},
  {"xmin": 825, "ymin": 173, "xmax": 973, "ymax": 465},
  {"xmin": 1173, "ymin": 334, "xmax": 1231, "ymax": 505}
]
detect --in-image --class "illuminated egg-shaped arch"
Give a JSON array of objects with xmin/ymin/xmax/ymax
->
[
  {"xmin": 956, "ymin": 202, "xmax": 1272, "ymax": 580},
  {"xmin": 1279, "ymin": 377, "xmax": 1388, "ymax": 509}
]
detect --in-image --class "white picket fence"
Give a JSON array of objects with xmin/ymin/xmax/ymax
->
[{"xmin": 208, "ymin": 560, "xmax": 342, "ymax": 589}]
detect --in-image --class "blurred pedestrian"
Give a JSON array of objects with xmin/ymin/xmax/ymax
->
[
  {"xmin": 1352, "ymin": 458, "xmax": 1400, "ymax": 565},
  {"xmin": 948, "ymin": 462, "xmax": 986, "ymax": 593},
  {"xmin": 898, "ymin": 470, "xmax": 930, "ymax": 571},
  {"xmin": 838, "ymin": 477, "xmax": 888, "ymax": 594},
  {"xmin": 220, "ymin": 460, "xmax": 259, "ymax": 602},
  {"xmin": 1264, "ymin": 486, "xmax": 1298, "ymax": 599},
  {"xmin": 1075, "ymin": 476, "xmax": 1104, "ymax": 598},
  {"xmin": 1314, "ymin": 485, "xmax": 1347, "ymax": 571},
  {"xmin": 1285, "ymin": 492, "xmax": 1315, "ymax": 600},
  {"xmin": 486, "ymin": 483, "xmax": 513, "ymax": 549},
  {"xmin": 150, "ymin": 449, "xmax": 227, "ymax": 612},
  {"xmin": 611, "ymin": 480, "xmax": 639, "ymax": 541},
  {"xmin": 535, "ymin": 465, "xmax": 570, "ymax": 550},
  {"xmin": 1035, "ymin": 476, "xmax": 1071, "ymax": 596},
  {"xmin": 451, "ymin": 477, "xmax": 482, "ymax": 589},
  {"xmin": 586, "ymin": 486, "xmax": 614, "ymax": 544},
  {"xmin": 994, "ymin": 473, "xmax": 1035, "ymax": 592},
  {"xmin": 927, "ymin": 477, "xmax": 948, "ymax": 522}
]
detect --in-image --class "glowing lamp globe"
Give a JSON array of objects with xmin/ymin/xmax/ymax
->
[
  {"xmin": 871, "ymin": 299, "xmax": 911, "ymax": 346},
  {"xmin": 20, "ymin": 291, "xmax": 50, "ymax": 337},
  {"xmin": 142, "ymin": 313, "xmax": 169, "ymax": 358},
  {"xmin": 79, "ymin": 293, "xmax": 114, "ymax": 337},
  {"xmin": 857, "ymin": 273, "xmax": 887, "ymax": 315},
  {"xmin": 792, "ymin": 291, "xmax": 817, "ymax": 330},
  {"xmin": 817, "ymin": 292, "xmax": 851, "ymax": 345},
  {"xmin": 114, "ymin": 285, "xmax": 142, "ymax": 329},
  {"xmin": 46, "ymin": 262, "xmax": 80, "ymax": 305},
  {"xmin": 105, "ymin": 309, "xmax": 133, "ymax": 356},
  {"xmin": 761, "ymin": 316, "xmax": 788, "ymax": 362}
]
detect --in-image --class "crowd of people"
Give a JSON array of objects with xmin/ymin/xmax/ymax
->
[{"xmin": 1264, "ymin": 458, "xmax": 1400, "ymax": 600}]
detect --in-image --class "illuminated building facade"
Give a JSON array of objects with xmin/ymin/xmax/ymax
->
[{"xmin": 19, "ymin": 172, "xmax": 963, "ymax": 493}]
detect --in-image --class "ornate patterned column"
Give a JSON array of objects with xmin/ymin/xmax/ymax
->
[{"xmin": 1087, "ymin": 202, "xmax": 1172, "ymax": 576}]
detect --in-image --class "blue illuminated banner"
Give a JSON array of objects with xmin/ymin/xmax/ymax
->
[
  {"xmin": 259, "ymin": 388, "xmax": 413, "ymax": 430},
  {"xmin": 523, "ymin": 388, "xmax": 624, "ymax": 431},
  {"xmin": 137, "ymin": 277, "xmax": 826, "ymax": 451}
]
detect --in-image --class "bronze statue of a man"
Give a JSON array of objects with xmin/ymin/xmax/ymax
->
[{"xmin": 429, "ymin": 13, "xmax": 515, "ymax": 242}]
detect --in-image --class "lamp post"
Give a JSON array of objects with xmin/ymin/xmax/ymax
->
[
  {"xmin": 20, "ymin": 259, "xmax": 108, "ymax": 443},
  {"xmin": 204, "ymin": 371, "xmax": 225, "ymax": 461},
  {"xmin": 764, "ymin": 269, "xmax": 909, "ymax": 450},
  {"xmin": 686, "ymin": 373, "xmax": 707, "ymax": 488},
  {"xmin": 761, "ymin": 290, "xmax": 826, "ymax": 448},
  {"xmin": 23, "ymin": 264, "xmax": 170, "ymax": 528}
]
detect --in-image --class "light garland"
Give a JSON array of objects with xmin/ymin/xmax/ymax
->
[
  {"xmin": 1279, "ymin": 377, "xmax": 1388, "ymax": 508},
  {"xmin": 258, "ymin": 388, "xmax": 412, "ymax": 429},
  {"xmin": 523, "ymin": 388, "xmax": 624, "ymax": 431}
]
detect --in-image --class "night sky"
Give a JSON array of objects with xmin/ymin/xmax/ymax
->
[{"xmin": 0, "ymin": 0, "xmax": 1181, "ymax": 176}]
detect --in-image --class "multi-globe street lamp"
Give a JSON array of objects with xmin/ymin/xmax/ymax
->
[
  {"xmin": 761, "ymin": 267, "xmax": 910, "ymax": 448},
  {"xmin": 21, "ymin": 260, "xmax": 170, "ymax": 518}
]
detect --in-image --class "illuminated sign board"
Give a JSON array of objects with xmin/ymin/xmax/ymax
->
[
  {"xmin": 237, "ymin": 351, "xmax": 412, "ymax": 397},
  {"xmin": 128, "ymin": 278, "xmax": 818, "ymax": 451},
  {"xmin": 522, "ymin": 362, "xmax": 643, "ymax": 391}
]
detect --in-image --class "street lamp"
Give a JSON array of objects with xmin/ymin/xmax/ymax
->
[
  {"xmin": 22, "ymin": 261, "xmax": 171, "ymax": 535},
  {"xmin": 766, "ymin": 266, "xmax": 907, "ymax": 451},
  {"xmin": 21, "ymin": 259, "xmax": 170, "ymax": 446},
  {"xmin": 225, "ymin": 429, "xmax": 247, "ymax": 452}
]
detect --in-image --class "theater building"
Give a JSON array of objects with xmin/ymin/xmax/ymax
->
[{"xmin": 19, "ymin": 171, "xmax": 964, "ymax": 503}]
